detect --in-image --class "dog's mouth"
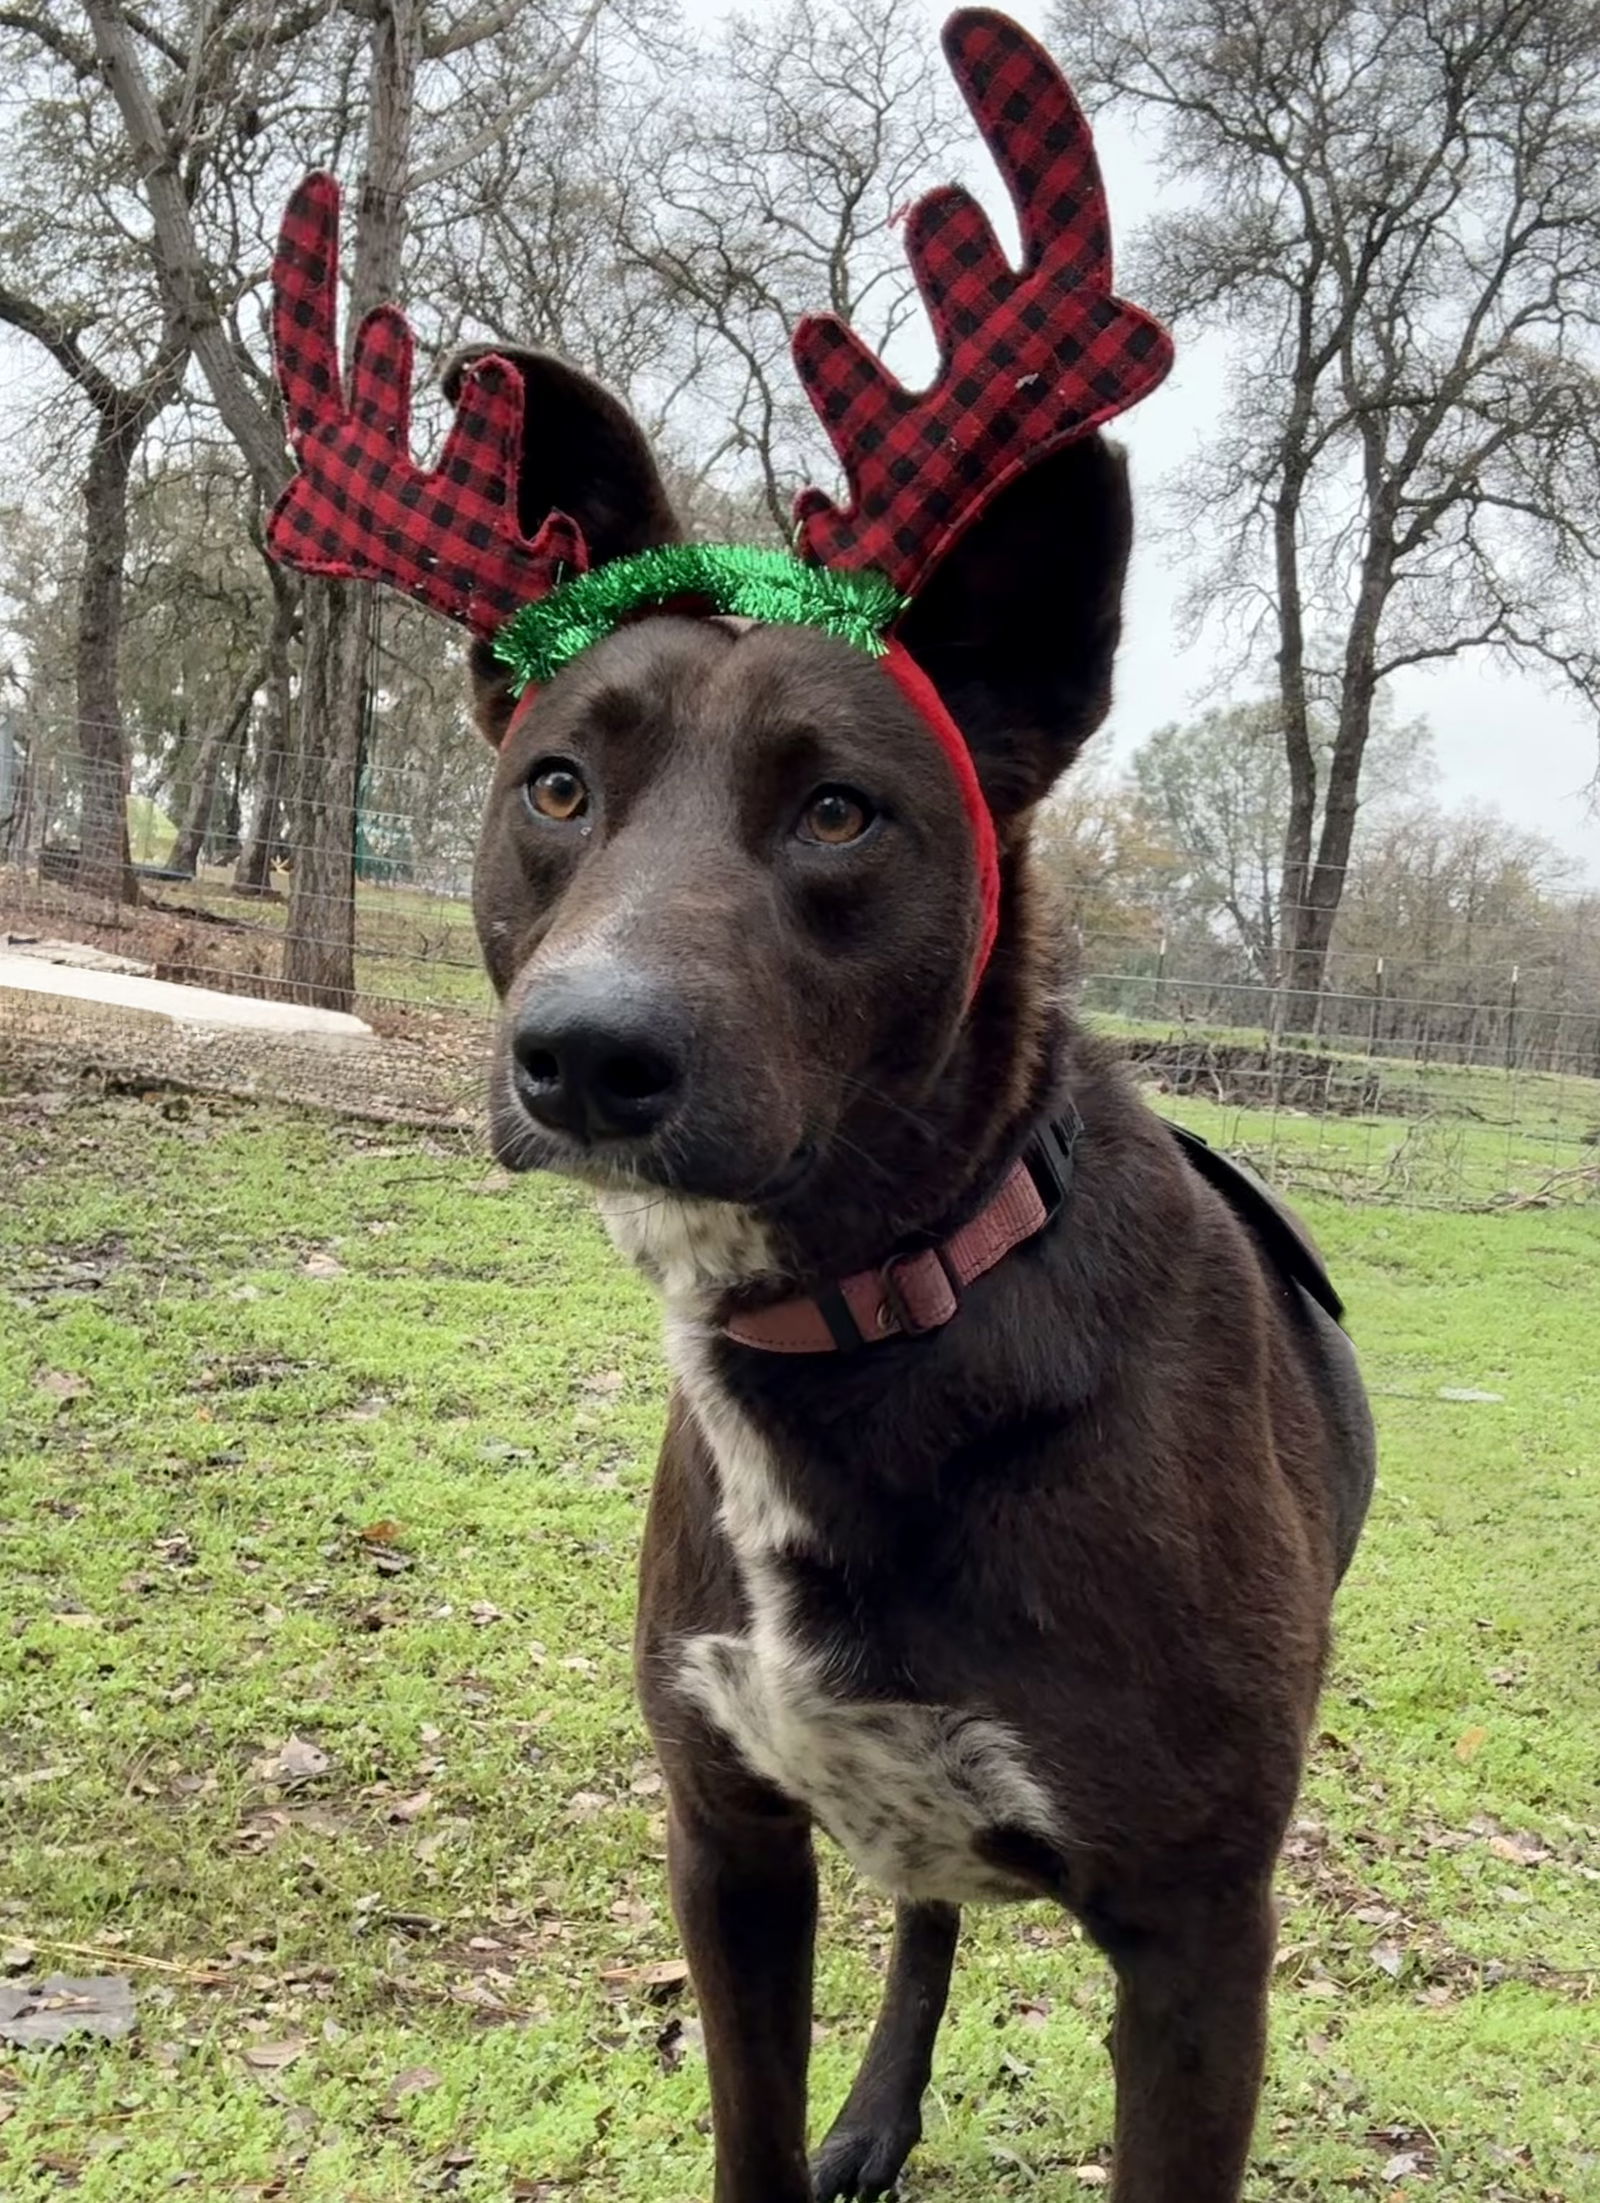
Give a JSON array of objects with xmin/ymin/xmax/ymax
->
[{"xmin": 489, "ymin": 1071, "xmax": 817, "ymax": 1210}]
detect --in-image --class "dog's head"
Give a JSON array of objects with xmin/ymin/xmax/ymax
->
[
  {"xmin": 467, "ymin": 345, "xmax": 1134, "ymax": 1227},
  {"xmin": 261, "ymin": 15, "xmax": 1170, "ymax": 1270}
]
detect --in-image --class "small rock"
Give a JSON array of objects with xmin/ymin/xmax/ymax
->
[{"xmin": 0, "ymin": 1974, "xmax": 137, "ymax": 2048}]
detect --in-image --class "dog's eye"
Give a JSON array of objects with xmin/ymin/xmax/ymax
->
[
  {"xmin": 798, "ymin": 786, "xmax": 876, "ymax": 846},
  {"xmin": 525, "ymin": 759, "xmax": 589, "ymax": 823}
]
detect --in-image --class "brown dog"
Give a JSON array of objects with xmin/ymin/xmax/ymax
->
[
  {"xmin": 459, "ymin": 356, "xmax": 1375, "ymax": 2199},
  {"xmin": 261, "ymin": 15, "xmax": 1375, "ymax": 2194}
]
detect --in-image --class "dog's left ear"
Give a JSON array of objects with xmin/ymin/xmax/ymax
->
[
  {"xmin": 894, "ymin": 433, "xmax": 1132, "ymax": 818},
  {"xmin": 441, "ymin": 346, "xmax": 682, "ymax": 744}
]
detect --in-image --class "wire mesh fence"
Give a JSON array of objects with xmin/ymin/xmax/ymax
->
[{"xmin": 3, "ymin": 740, "xmax": 1597, "ymax": 1207}]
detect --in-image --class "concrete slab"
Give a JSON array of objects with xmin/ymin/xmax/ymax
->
[
  {"xmin": 0, "ymin": 950, "xmax": 373, "ymax": 1040},
  {"xmin": 3, "ymin": 936, "xmax": 154, "ymax": 977}
]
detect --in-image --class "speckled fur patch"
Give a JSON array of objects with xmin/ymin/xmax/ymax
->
[{"xmin": 676, "ymin": 1630, "xmax": 1058, "ymax": 1902}]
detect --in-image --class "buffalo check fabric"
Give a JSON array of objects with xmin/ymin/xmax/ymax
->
[
  {"xmin": 791, "ymin": 8, "xmax": 1174, "ymax": 599},
  {"xmin": 266, "ymin": 172, "xmax": 588, "ymax": 637}
]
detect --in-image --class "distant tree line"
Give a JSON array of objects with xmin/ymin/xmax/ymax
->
[{"xmin": 1037, "ymin": 701, "xmax": 1600, "ymax": 1073}]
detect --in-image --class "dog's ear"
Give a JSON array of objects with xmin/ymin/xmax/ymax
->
[
  {"xmin": 894, "ymin": 434, "xmax": 1132, "ymax": 817},
  {"xmin": 442, "ymin": 347, "xmax": 681, "ymax": 744}
]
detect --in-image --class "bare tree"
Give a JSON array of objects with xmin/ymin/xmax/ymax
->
[
  {"xmin": 1129, "ymin": 698, "xmax": 1431, "ymax": 985},
  {"xmin": 1069, "ymin": 0, "xmax": 1600, "ymax": 1021},
  {"xmin": 75, "ymin": 0, "xmax": 605, "ymax": 1007},
  {"xmin": 619, "ymin": 0, "xmax": 968, "ymax": 535},
  {"xmin": 0, "ymin": 33, "xmax": 190, "ymax": 902}
]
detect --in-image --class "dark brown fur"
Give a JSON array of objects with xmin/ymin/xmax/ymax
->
[{"xmin": 466, "ymin": 349, "xmax": 1374, "ymax": 2203}]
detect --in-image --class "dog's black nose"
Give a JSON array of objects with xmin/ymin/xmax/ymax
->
[{"xmin": 511, "ymin": 977, "xmax": 686, "ymax": 1142}]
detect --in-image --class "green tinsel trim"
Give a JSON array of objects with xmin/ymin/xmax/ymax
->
[{"xmin": 491, "ymin": 544, "xmax": 908, "ymax": 692}]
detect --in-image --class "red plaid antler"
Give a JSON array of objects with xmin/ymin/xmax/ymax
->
[
  {"xmin": 792, "ymin": 9, "xmax": 1173, "ymax": 600},
  {"xmin": 266, "ymin": 172, "xmax": 587, "ymax": 637}
]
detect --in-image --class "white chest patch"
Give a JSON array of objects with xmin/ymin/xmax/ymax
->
[
  {"xmin": 662, "ymin": 1314, "xmax": 1059, "ymax": 1905},
  {"xmin": 596, "ymin": 1189, "xmax": 777, "ymax": 1301},
  {"xmin": 676, "ymin": 1632, "xmax": 1057, "ymax": 1903}
]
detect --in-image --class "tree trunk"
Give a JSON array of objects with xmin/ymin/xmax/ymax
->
[
  {"xmin": 234, "ymin": 725, "xmax": 289, "ymax": 895},
  {"xmin": 1272, "ymin": 484, "xmax": 1319, "ymax": 1036},
  {"xmin": 282, "ymin": 577, "xmax": 370, "ymax": 1007},
  {"xmin": 1282, "ymin": 535, "xmax": 1394, "ymax": 1016},
  {"xmin": 236, "ymin": 572, "xmax": 297, "ymax": 894},
  {"xmin": 1270, "ymin": 323, "xmax": 1321, "ymax": 1039},
  {"xmin": 75, "ymin": 418, "xmax": 139, "ymax": 904},
  {"xmin": 169, "ymin": 654, "xmax": 265, "ymax": 876}
]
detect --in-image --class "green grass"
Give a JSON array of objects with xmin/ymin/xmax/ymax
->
[{"xmin": 1, "ymin": 1089, "xmax": 1596, "ymax": 2201}]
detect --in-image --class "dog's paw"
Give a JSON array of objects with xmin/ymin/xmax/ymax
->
[{"xmin": 810, "ymin": 2113, "xmax": 921, "ymax": 2200}]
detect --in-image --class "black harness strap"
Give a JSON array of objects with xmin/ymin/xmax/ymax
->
[{"xmin": 1165, "ymin": 1121, "xmax": 1346, "ymax": 1326}]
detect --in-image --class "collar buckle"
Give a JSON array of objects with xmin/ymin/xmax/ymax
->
[
  {"xmin": 880, "ymin": 1244, "xmax": 962, "ymax": 1339},
  {"xmin": 1024, "ymin": 1103, "xmax": 1083, "ymax": 1222}
]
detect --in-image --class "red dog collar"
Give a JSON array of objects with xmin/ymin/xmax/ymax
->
[{"xmin": 725, "ymin": 1112, "xmax": 1079, "ymax": 1353}]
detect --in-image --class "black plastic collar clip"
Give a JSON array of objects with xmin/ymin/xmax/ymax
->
[{"xmin": 1024, "ymin": 1101, "xmax": 1083, "ymax": 1223}]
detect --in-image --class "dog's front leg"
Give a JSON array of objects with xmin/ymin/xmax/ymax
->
[
  {"xmin": 668, "ymin": 1797, "xmax": 818, "ymax": 2203},
  {"xmin": 1102, "ymin": 1878, "xmax": 1277, "ymax": 2203},
  {"xmin": 811, "ymin": 1898, "xmax": 960, "ymax": 2202}
]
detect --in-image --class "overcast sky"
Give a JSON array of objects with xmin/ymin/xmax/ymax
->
[{"xmin": 685, "ymin": 0, "xmax": 1600, "ymax": 882}]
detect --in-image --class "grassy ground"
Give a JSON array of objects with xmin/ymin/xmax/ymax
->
[{"xmin": 1, "ymin": 1086, "xmax": 1596, "ymax": 2202}]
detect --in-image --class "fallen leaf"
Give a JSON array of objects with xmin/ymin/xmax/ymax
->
[
  {"xmin": 580, "ymin": 1369, "xmax": 626, "ymax": 1396},
  {"xmin": 388, "ymin": 1790, "xmax": 434, "ymax": 1823},
  {"xmin": 0, "ymin": 1765, "xmax": 71, "ymax": 1793},
  {"xmin": 566, "ymin": 1790, "xmax": 609, "ymax": 1821},
  {"xmin": 301, "ymin": 1251, "xmax": 345, "ymax": 1279},
  {"xmin": 1487, "ymin": 1832, "xmax": 1550, "ymax": 1866},
  {"xmin": 1373, "ymin": 1942, "xmax": 1404, "ymax": 1979},
  {"xmin": 468, "ymin": 1601, "xmax": 504, "ymax": 1627},
  {"xmin": 242, "ymin": 2037, "xmax": 307, "ymax": 2072},
  {"xmin": 37, "ymin": 1370, "xmax": 91, "ymax": 1402},
  {"xmin": 1383, "ymin": 2152, "xmax": 1424, "ymax": 2182},
  {"xmin": 359, "ymin": 1519, "xmax": 406, "ymax": 1547},
  {"xmin": 0, "ymin": 1975, "xmax": 136, "ymax": 2048},
  {"xmin": 1454, "ymin": 1725, "xmax": 1489, "ymax": 1763},
  {"xmin": 2, "ymin": 1943, "xmax": 38, "ymax": 1974},
  {"xmin": 253, "ymin": 1737, "xmax": 331, "ymax": 1786},
  {"xmin": 602, "ymin": 1958, "xmax": 690, "ymax": 2000},
  {"xmin": 1074, "ymin": 2168, "xmax": 1110, "ymax": 2188},
  {"xmin": 387, "ymin": 2063, "xmax": 442, "ymax": 2100}
]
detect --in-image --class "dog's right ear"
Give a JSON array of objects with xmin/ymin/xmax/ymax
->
[{"xmin": 441, "ymin": 348, "xmax": 681, "ymax": 744}]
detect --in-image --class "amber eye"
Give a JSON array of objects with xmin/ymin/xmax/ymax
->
[
  {"xmin": 525, "ymin": 759, "xmax": 589, "ymax": 823},
  {"xmin": 798, "ymin": 786, "xmax": 876, "ymax": 846}
]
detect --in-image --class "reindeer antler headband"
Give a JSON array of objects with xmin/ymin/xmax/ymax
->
[{"xmin": 266, "ymin": 8, "xmax": 1173, "ymax": 991}]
